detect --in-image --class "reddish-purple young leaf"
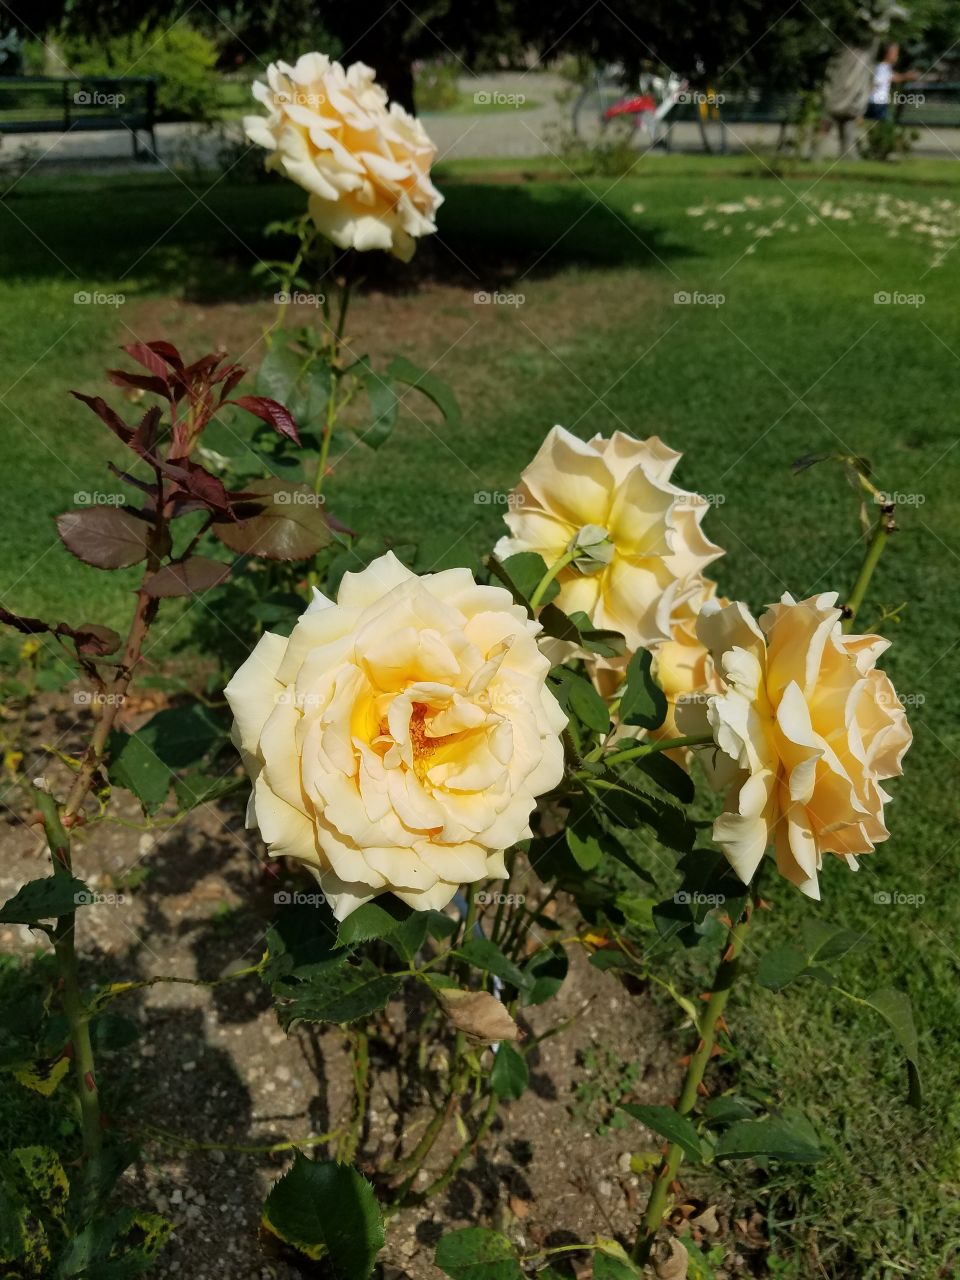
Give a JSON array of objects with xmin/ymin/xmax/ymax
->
[
  {"xmin": 227, "ymin": 396, "xmax": 300, "ymax": 445},
  {"xmin": 0, "ymin": 606, "xmax": 51, "ymax": 636},
  {"xmin": 150, "ymin": 457, "xmax": 236, "ymax": 518},
  {"xmin": 106, "ymin": 369, "xmax": 170, "ymax": 398},
  {"xmin": 144, "ymin": 557, "xmax": 231, "ymax": 598},
  {"xmin": 131, "ymin": 407, "xmax": 162, "ymax": 454},
  {"xmin": 56, "ymin": 508, "xmax": 150, "ymax": 569},
  {"xmin": 71, "ymin": 392, "xmax": 132, "ymax": 444},
  {"xmin": 216, "ymin": 365, "xmax": 246, "ymax": 403},
  {"xmin": 212, "ymin": 478, "xmax": 329, "ymax": 560},
  {"xmin": 122, "ymin": 343, "xmax": 172, "ymax": 381},
  {"xmin": 70, "ymin": 623, "xmax": 122, "ymax": 655},
  {"xmin": 143, "ymin": 340, "xmax": 184, "ymax": 371}
]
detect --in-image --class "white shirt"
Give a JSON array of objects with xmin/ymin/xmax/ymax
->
[{"xmin": 871, "ymin": 62, "xmax": 893, "ymax": 105}]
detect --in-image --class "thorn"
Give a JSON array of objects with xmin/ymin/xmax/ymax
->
[
  {"xmin": 722, "ymin": 943, "xmax": 736, "ymax": 962},
  {"xmin": 698, "ymin": 991, "xmax": 712, "ymax": 1002},
  {"xmin": 710, "ymin": 1044, "xmax": 726, "ymax": 1057},
  {"xmin": 84, "ymin": 1070, "xmax": 96, "ymax": 1093},
  {"xmin": 697, "ymin": 1082, "xmax": 710, "ymax": 1097},
  {"xmin": 716, "ymin": 1016, "xmax": 731, "ymax": 1035},
  {"xmin": 677, "ymin": 1055, "xmax": 692, "ymax": 1068},
  {"xmin": 757, "ymin": 897, "xmax": 773, "ymax": 911}
]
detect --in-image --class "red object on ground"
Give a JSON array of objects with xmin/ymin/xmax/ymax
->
[{"xmin": 603, "ymin": 94, "xmax": 656, "ymax": 120}]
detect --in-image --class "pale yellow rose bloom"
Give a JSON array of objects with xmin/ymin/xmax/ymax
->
[
  {"xmin": 225, "ymin": 553, "xmax": 567, "ymax": 919},
  {"xmin": 245, "ymin": 53, "xmax": 443, "ymax": 262},
  {"xmin": 494, "ymin": 426, "xmax": 723, "ymax": 650},
  {"xmin": 693, "ymin": 592, "xmax": 912, "ymax": 897}
]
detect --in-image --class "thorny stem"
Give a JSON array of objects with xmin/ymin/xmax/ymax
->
[
  {"xmin": 416, "ymin": 1088, "xmax": 499, "ymax": 1203},
  {"xmin": 337, "ymin": 1028, "xmax": 370, "ymax": 1165},
  {"xmin": 632, "ymin": 895, "xmax": 757, "ymax": 1265},
  {"xmin": 598, "ymin": 733, "xmax": 714, "ymax": 769}
]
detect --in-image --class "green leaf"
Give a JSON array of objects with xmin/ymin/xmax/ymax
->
[
  {"xmin": 435, "ymin": 1227, "xmax": 523, "ymax": 1280},
  {"xmin": 256, "ymin": 342, "xmax": 306, "ymax": 413},
  {"xmin": 388, "ymin": 356, "xmax": 461, "ymax": 426},
  {"xmin": 489, "ymin": 552, "xmax": 557, "ymax": 609},
  {"xmin": 620, "ymin": 1104, "xmax": 703, "ymax": 1163},
  {"xmin": 335, "ymin": 900, "xmax": 408, "ymax": 949},
  {"xmin": 275, "ymin": 958, "xmax": 403, "ymax": 1029},
  {"xmin": 566, "ymin": 803, "xmax": 605, "ymax": 871},
  {"xmin": 108, "ymin": 703, "xmax": 228, "ymax": 813},
  {"xmin": 490, "ymin": 1042, "xmax": 528, "ymax": 1100},
  {"xmin": 863, "ymin": 987, "xmax": 922, "ymax": 1107},
  {"xmin": 455, "ymin": 937, "xmax": 532, "ymax": 993},
  {"xmin": 521, "ymin": 944, "xmax": 569, "ymax": 1007},
  {"xmin": 173, "ymin": 771, "xmax": 243, "ymax": 811},
  {"xmin": 263, "ymin": 1154, "xmax": 383, "ymax": 1277},
  {"xmin": 213, "ymin": 477, "xmax": 331, "ymax": 561},
  {"xmin": 757, "ymin": 946, "xmax": 810, "ymax": 992},
  {"xmin": 715, "ymin": 1112, "xmax": 823, "ymax": 1162},
  {"xmin": 357, "ymin": 366, "xmax": 399, "ymax": 449},
  {"xmin": 537, "ymin": 604, "xmax": 626, "ymax": 657},
  {"xmin": 593, "ymin": 1246, "xmax": 645, "ymax": 1279},
  {"xmin": 619, "ymin": 649, "xmax": 667, "ymax": 730},
  {"xmin": 631, "ymin": 750, "xmax": 695, "ymax": 805},
  {"xmin": 0, "ymin": 876, "xmax": 90, "ymax": 925},
  {"xmin": 91, "ymin": 1013, "xmax": 141, "ymax": 1052},
  {"xmin": 106, "ymin": 732, "xmax": 171, "ymax": 813},
  {"xmin": 801, "ymin": 919, "xmax": 865, "ymax": 964},
  {"xmin": 566, "ymin": 672, "xmax": 610, "ymax": 734},
  {"xmin": 702, "ymin": 1095, "xmax": 758, "ymax": 1125},
  {"xmin": 55, "ymin": 1209, "xmax": 171, "ymax": 1278}
]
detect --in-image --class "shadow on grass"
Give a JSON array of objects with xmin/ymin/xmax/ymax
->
[{"xmin": 0, "ymin": 169, "xmax": 688, "ymax": 302}]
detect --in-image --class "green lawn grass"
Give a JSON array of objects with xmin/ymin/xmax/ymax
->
[{"xmin": 1, "ymin": 153, "xmax": 958, "ymax": 1277}]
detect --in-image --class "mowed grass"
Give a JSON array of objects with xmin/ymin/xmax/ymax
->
[{"xmin": 1, "ymin": 153, "xmax": 959, "ymax": 1276}]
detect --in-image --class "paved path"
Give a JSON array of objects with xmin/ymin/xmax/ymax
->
[{"xmin": 3, "ymin": 69, "xmax": 960, "ymax": 172}]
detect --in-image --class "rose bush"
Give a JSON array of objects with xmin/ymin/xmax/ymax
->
[
  {"xmin": 225, "ymin": 551, "xmax": 566, "ymax": 918},
  {"xmin": 691, "ymin": 591, "xmax": 913, "ymax": 896},
  {"xmin": 245, "ymin": 52, "xmax": 443, "ymax": 261},
  {"xmin": 495, "ymin": 425, "xmax": 723, "ymax": 649}
]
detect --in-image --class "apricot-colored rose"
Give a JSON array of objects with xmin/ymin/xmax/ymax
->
[
  {"xmin": 245, "ymin": 54, "xmax": 442, "ymax": 261},
  {"xmin": 225, "ymin": 553, "xmax": 566, "ymax": 919},
  {"xmin": 494, "ymin": 426, "xmax": 723, "ymax": 650},
  {"xmin": 694, "ymin": 592, "xmax": 912, "ymax": 896}
]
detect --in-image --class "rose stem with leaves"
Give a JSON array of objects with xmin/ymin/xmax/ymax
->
[
  {"xmin": 631, "ymin": 893, "xmax": 756, "ymax": 1265},
  {"xmin": 843, "ymin": 498, "xmax": 897, "ymax": 633},
  {"xmin": 314, "ymin": 255, "xmax": 355, "ymax": 500}
]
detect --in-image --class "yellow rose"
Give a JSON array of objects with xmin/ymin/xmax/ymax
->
[
  {"xmin": 494, "ymin": 426, "xmax": 723, "ymax": 650},
  {"xmin": 693, "ymin": 592, "xmax": 912, "ymax": 897},
  {"xmin": 225, "ymin": 552, "xmax": 566, "ymax": 919},
  {"xmin": 245, "ymin": 54, "xmax": 443, "ymax": 262}
]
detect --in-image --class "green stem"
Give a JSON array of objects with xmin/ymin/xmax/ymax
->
[
  {"xmin": 313, "ymin": 273, "xmax": 353, "ymax": 499},
  {"xmin": 337, "ymin": 1028, "xmax": 369, "ymax": 1165},
  {"xmin": 599, "ymin": 733, "xmax": 714, "ymax": 769},
  {"xmin": 35, "ymin": 789, "xmax": 102, "ymax": 1193},
  {"xmin": 843, "ymin": 503, "xmax": 894, "ymax": 633},
  {"xmin": 141, "ymin": 1124, "xmax": 341, "ymax": 1155},
  {"xmin": 632, "ymin": 897, "xmax": 755, "ymax": 1266},
  {"xmin": 529, "ymin": 548, "xmax": 578, "ymax": 610},
  {"xmin": 416, "ymin": 1089, "xmax": 498, "ymax": 1203}
]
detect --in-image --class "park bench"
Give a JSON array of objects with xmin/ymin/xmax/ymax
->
[
  {"xmin": 0, "ymin": 76, "xmax": 158, "ymax": 159},
  {"xmin": 663, "ymin": 90, "xmax": 801, "ymax": 151},
  {"xmin": 894, "ymin": 82, "xmax": 960, "ymax": 129}
]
